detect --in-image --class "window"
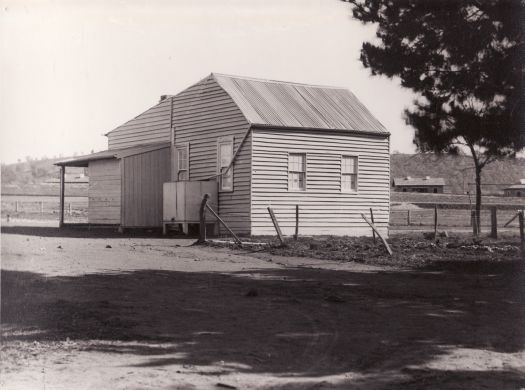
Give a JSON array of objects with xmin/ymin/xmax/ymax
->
[
  {"xmin": 176, "ymin": 143, "xmax": 189, "ymax": 180},
  {"xmin": 341, "ymin": 156, "xmax": 357, "ymax": 192},
  {"xmin": 218, "ymin": 138, "xmax": 234, "ymax": 191},
  {"xmin": 288, "ymin": 153, "xmax": 306, "ymax": 191}
]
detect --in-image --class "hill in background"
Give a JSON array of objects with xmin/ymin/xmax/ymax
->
[
  {"xmin": 1, "ymin": 157, "xmax": 87, "ymax": 196},
  {"xmin": 391, "ymin": 153, "xmax": 525, "ymax": 194},
  {"xmin": 2, "ymin": 153, "xmax": 524, "ymax": 196}
]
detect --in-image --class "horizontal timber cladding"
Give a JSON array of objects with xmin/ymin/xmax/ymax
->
[
  {"xmin": 107, "ymin": 98, "xmax": 172, "ymax": 150},
  {"xmin": 251, "ymin": 129, "xmax": 390, "ymax": 236},
  {"xmin": 88, "ymin": 159, "xmax": 121, "ymax": 224},
  {"xmin": 121, "ymin": 147, "xmax": 171, "ymax": 228},
  {"xmin": 171, "ymin": 75, "xmax": 252, "ymax": 235}
]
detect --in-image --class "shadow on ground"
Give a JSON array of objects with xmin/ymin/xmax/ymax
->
[
  {"xmin": 2, "ymin": 260, "xmax": 524, "ymax": 388},
  {"xmin": 0, "ymin": 225, "xmax": 181, "ymax": 239}
]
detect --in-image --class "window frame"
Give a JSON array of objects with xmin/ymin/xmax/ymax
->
[
  {"xmin": 341, "ymin": 155, "xmax": 358, "ymax": 193},
  {"xmin": 217, "ymin": 136, "xmax": 234, "ymax": 192},
  {"xmin": 288, "ymin": 152, "xmax": 307, "ymax": 192},
  {"xmin": 175, "ymin": 142, "xmax": 190, "ymax": 181}
]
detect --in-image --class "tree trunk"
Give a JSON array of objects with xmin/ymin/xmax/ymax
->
[{"xmin": 474, "ymin": 164, "xmax": 482, "ymax": 235}]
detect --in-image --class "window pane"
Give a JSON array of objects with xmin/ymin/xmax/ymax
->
[
  {"xmin": 221, "ymin": 167, "xmax": 232, "ymax": 189},
  {"xmin": 289, "ymin": 153, "xmax": 305, "ymax": 172},
  {"xmin": 342, "ymin": 174, "xmax": 351, "ymax": 190},
  {"xmin": 220, "ymin": 143, "xmax": 232, "ymax": 167},
  {"xmin": 342, "ymin": 173, "xmax": 357, "ymax": 191},
  {"xmin": 289, "ymin": 172, "xmax": 305, "ymax": 190},
  {"xmin": 342, "ymin": 156, "xmax": 356, "ymax": 174},
  {"xmin": 350, "ymin": 174, "xmax": 357, "ymax": 190}
]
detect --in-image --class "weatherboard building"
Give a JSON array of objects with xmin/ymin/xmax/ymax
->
[{"xmin": 56, "ymin": 74, "xmax": 390, "ymax": 236}]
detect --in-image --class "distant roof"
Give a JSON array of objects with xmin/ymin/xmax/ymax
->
[
  {"xmin": 504, "ymin": 183, "xmax": 525, "ymax": 190},
  {"xmin": 212, "ymin": 73, "xmax": 388, "ymax": 135},
  {"xmin": 393, "ymin": 177, "xmax": 446, "ymax": 186},
  {"xmin": 55, "ymin": 142, "xmax": 170, "ymax": 167}
]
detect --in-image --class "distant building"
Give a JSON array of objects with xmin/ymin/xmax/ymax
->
[
  {"xmin": 503, "ymin": 180, "xmax": 525, "ymax": 197},
  {"xmin": 392, "ymin": 176, "xmax": 446, "ymax": 193}
]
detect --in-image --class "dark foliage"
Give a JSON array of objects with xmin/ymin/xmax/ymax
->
[{"xmin": 345, "ymin": 0, "xmax": 525, "ymax": 227}]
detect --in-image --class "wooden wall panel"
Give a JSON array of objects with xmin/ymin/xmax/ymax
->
[
  {"xmin": 172, "ymin": 76, "xmax": 252, "ymax": 235},
  {"xmin": 88, "ymin": 159, "xmax": 121, "ymax": 224},
  {"xmin": 251, "ymin": 129, "xmax": 390, "ymax": 236},
  {"xmin": 121, "ymin": 147, "xmax": 171, "ymax": 227}
]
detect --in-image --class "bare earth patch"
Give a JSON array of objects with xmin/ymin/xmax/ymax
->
[{"xmin": 1, "ymin": 220, "xmax": 524, "ymax": 389}]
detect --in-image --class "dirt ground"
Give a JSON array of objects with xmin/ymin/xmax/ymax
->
[{"xmin": 1, "ymin": 219, "xmax": 525, "ymax": 389}]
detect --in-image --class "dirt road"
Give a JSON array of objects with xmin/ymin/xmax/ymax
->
[{"xmin": 1, "ymin": 220, "xmax": 524, "ymax": 389}]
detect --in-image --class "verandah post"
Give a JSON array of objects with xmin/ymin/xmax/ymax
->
[{"xmin": 59, "ymin": 165, "xmax": 65, "ymax": 228}]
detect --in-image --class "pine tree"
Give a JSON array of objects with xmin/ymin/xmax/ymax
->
[{"xmin": 345, "ymin": 0, "xmax": 524, "ymax": 232}]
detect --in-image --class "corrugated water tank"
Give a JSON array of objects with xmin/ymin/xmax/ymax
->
[{"xmin": 163, "ymin": 181, "xmax": 218, "ymax": 224}]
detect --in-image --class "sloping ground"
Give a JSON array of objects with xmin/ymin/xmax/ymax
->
[
  {"xmin": 391, "ymin": 154, "xmax": 525, "ymax": 194},
  {"xmin": 1, "ymin": 222, "xmax": 524, "ymax": 389}
]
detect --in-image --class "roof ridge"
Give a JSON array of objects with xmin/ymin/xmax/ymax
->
[{"xmin": 211, "ymin": 72, "xmax": 347, "ymax": 90}]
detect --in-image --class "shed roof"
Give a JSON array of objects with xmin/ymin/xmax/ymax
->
[
  {"xmin": 212, "ymin": 73, "xmax": 388, "ymax": 135},
  {"xmin": 55, "ymin": 142, "xmax": 171, "ymax": 167},
  {"xmin": 504, "ymin": 183, "xmax": 525, "ymax": 190},
  {"xmin": 393, "ymin": 177, "xmax": 446, "ymax": 187}
]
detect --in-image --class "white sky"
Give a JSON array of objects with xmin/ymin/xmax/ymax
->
[{"xmin": 0, "ymin": 0, "xmax": 417, "ymax": 164}]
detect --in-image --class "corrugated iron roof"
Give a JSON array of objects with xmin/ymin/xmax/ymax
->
[
  {"xmin": 504, "ymin": 183, "xmax": 525, "ymax": 190},
  {"xmin": 55, "ymin": 142, "xmax": 171, "ymax": 167},
  {"xmin": 212, "ymin": 73, "xmax": 388, "ymax": 134},
  {"xmin": 393, "ymin": 177, "xmax": 446, "ymax": 186}
]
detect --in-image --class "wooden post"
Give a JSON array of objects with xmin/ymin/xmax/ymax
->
[
  {"xmin": 471, "ymin": 210, "xmax": 478, "ymax": 236},
  {"xmin": 15, "ymin": 201, "xmax": 19, "ymax": 213},
  {"xmin": 68, "ymin": 202, "xmax": 72, "ymax": 215},
  {"xmin": 267, "ymin": 207, "xmax": 285, "ymax": 246},
  {"xmin": 59, "ymin": 165, "xmax": 65, "ymax": 228},
  {"xmin": 433, "ymin": 204, "xmax": 438, "ymax": 239},
  {"xmin": 370, "ymin": 207, "xmax": 376, "ymax": 243},
  {"xmin": 205, "ymin": 203, "xmax": 242, "ymax": 246},
  {"xmin": 490, "ymin": 206, "xmax": 498, "ymax": 239},
  {"xmin": 407, "ymin": 209, "xmax": 411, "ymax": 226},
  {"xmin": 518, "ymin": 210, "xmax": 524, "ymax": 262},
  {"xmin": 40, "ymin": 201, "xmax": 44, "ymax": 214},
  {"xmin": 294, "ymin": 204, "xmax": 299, "ymax": 241},
  {"xmin": 197, "ymin": 194, "xmax": 209, "ymax": 243},
  {"xmin": 361, "ymin": 214, "xmax": 392, "ymax": 256}
]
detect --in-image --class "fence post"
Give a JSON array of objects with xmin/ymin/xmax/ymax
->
[
  {"xmin": 519, "ymin": 210, "xmax": 524, "ymax": 262},
  {"xmin": 40, "ymin": 201, "xmax": 44, "ymax": 214},
  {"xmin": 197, "ymin": 194, "xmax": 209, "ymax": 244},
  {"xmin": 370, "ymin": 207, "xmax": 377, "ymax": 243},
  {"xmin": 490, "ymin": 207, "xmax": 497, "ymax": 239},
  {"xmin": 15, "ymin": 201, "xmax": 19, "ymax": 213},
  {"xmin": 471, "ymin": 211, "xmax": 479, "ymax": 236},
  {"xmin": 294, "ymin": 205, "xmax": 299, "ymax": 241},
  {"xmin": 407, "ymin": 209, "xmax": 411, "ymax": 226},
  {"xmin": 434, "ymin": 205, "xmax": 438, "ymax": 239},
  {"xmin": 267, "ymin": 207, "xmax": 285, "ymax": 246},
  {"xmin": 68, "ymin": 203, "xmax": 72, "ymax": 215}
]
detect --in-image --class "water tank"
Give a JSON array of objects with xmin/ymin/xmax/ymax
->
[{"xmin": 163, "ymin": 181, "xmax": 218, "ymax": 223}]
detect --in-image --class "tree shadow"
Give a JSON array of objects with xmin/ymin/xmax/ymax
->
[
  {"xmin": 2, "ymin": 261, "xmax": 524, "ymax": 386},
  {"xmin": 0, "ymin": 225, "xmax": 181, "ymax": 239}
]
